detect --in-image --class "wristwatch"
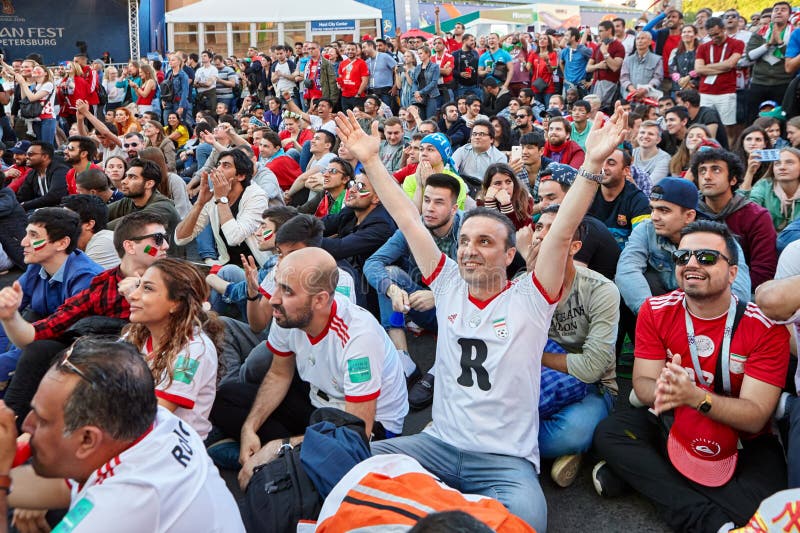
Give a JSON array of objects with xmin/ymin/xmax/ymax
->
[
  {"xmin": 696, "ymin": 392, "xmax": 712, "ymax": 414},
  {"xmin": 577, "ymin": 167, "xmax": 603, "ymax": 184},
  {"xmin": 214, "ymin": 196, "xmax": 229, "ymax": 205}
]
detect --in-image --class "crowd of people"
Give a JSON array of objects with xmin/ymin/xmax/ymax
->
[{"xmin": 0, "ymin": 0, "xmax": 798, "ymax": 531}]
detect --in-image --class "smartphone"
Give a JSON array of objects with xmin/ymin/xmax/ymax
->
[
  {"xmin": 511, "ymin": 145, "xmax": 522, "ymax": 160},
  {"xmin": 754, "ymin": 149, "xmax": 781, "ymax": 162}
]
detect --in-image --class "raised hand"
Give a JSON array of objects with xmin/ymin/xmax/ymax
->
[
  {"xmin": 0, "ymin": 281, "xmax": 23, "ymax": 321},
  {"xmin": 241, "ymin": 254, "xmax": 261, "ymax": 298},
  {"xmin": 583, "ymin": 107, "xmax": 628, "ymax": 167},
  {"xmin": 334, "ymin": 110, "xmax": 381, "ymax": 164},
  {"xmin": 209, "ymin": 168, "xmax": 231, "ymax": 200},
  {"xmin": 197, "ymin": 172, "xmax": 214, "ymax": 205}
]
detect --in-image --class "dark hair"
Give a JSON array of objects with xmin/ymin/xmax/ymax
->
[
  {"xmin": 408, "ymin": 511, "xmax": 494, "ymax": 533},
  {"xmin": 679, "ymin": 220, "xmax": 739, "ymax": 265},
  {"xmin": 67, "ymin": 135, "xmax": 98, "ymax": 161},
  {"xmin": 490, "ymin": 116, "xmax": 512, "ymax": 150},
  {"xmin": 519, "ymin": 88, "xmax": 534, "ymax": 100},
  {"xmin": 465, "ymin": 94, "xmax": 481, "ymax": 107},
  {"xmin": 425, "ymin": 173, "xmax": 461, "ymax": 203},
  {"xmin": 539, "ymin": 204, "xmax": 585, "ymax": 241},
  {"xmin": 76, "ymin": 168, "xmax": 112, "ymax": 192},
  {"xmin": 665, "ymin": 105, "xmax": 690, "ymax": 123},
  {"xmin": 705, "ymin": 16, "xmax": 725, "ymax": 30},
  {"xmin": 472, "ymin": 118, "xmax": 494, "ymax": 139},
  {"xmin": 566, "ymin": 27, "xmax": 581, "ymax": 41},
  {"xmin": 520, "ymin": 130, "xmax": 546, "ymax": 148},
  {"xmin": 275, "ymin": 214, "xmax": 324, "ymax": 247},
  {"xmin": 315, "ymin": 129, "xmax": 337, "ymax": 152},
  {"xmin": 61, "ymin": 194, "xmax": 108, "ymax": 234},
  {"xmin": 364, "ymin": 95, "xmax": 381, "ymax": 109},
  {"xmin": 317, "ymin": 97, "xmax": 335, "ymax": 109},
  {"xmin": 676, "ymin": 89, "xmax": 700, "ymax": 108},
  {"xmin": 262, "ymin": 205, "xmax": 298, "ymax": 229},
  {"xmin": 128, "ymin": 158, "xmax": 163, "ymax": 187},
  {"xmin": 113, "ymin": 210, "xmax": 167, "ymax": 257},
  {"xmin": 598, "ymin": 20, "xmax": 614, "ymax": 32},
  {"xmin": 419, "ymin": 120, "xmax": 439, "ymax": 133},
  {"xmin": 29, "ymin": 140, "xmax": 54, "ymax": 159},
  {"xmin": 28, "ymin": 207, "xmax": 81, "ymax": 253},
  {"xmin": 383, "ymin": 117, "xmax": 403, "ymax": 129},
  {"xmin": 572, "ymin": 100, "xmax": 591, "ymax": 114},
  {"xmin": 482, "ymin": 162, "xmax": 532, "ymax": 219},
  {"xmin": 59, "ymin": 337, "xmax": 157, "ymax": 441},
  {"xmin": 733, "ymin": 126, "xmax": 772, "ymax": 183},
  {"xmin": 690, "ymin": 148, "xmax": 745, "ymax": 191},
  {"xmin": 773, "ymin": 1, "xmax": 791, "ymax": 11},
  {"xmin": 328, "ymin": 157, "xmax": 355, "ymax": 181},
  {"xmin": 218, "ymin": 149, "xmax": 255, "ymax": 184},
  {"xmin": 549, "ymin": 116, "xmax": 572, "ymax": 136},
  {"xmin": 676, "ymin": 25, "xmax": 699, "ymax": 55},
  {"xmin": 462, "ymin": 207, "xmax": 516, "ymax": 250}
]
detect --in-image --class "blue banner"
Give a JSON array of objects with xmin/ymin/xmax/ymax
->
[
  {"xmin": 0, "ymin": 0, "xmax": 130, "ymax": 64},
  {"xmin": 311, "ymin": 20, "xmax": 356, "ymax": 32}
]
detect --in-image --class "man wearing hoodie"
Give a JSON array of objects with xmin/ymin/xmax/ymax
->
[
  {"xmin": 437, "ymin": 102, "xmax": 471, "ymax": 150},
  {"xmin": 693, "ymin": 148, "xmax": 777, "ymax": 288}
]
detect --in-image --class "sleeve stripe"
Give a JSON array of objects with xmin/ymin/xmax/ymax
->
[
  {"xmin": 421, "ymin": 253, "xmax": 447, "ymax": 286},
  {"xmin": 156, "ymin": 390, "xmax": 195, "ymax": 409},
  {"xmin": 532, "ymin": 273, "xmax": 562, "ymax": 305},
  {"xmin": 345, "ymin": 390, "xmax": 380, "ymax": 403},
  {"xmin": 266, "ymin": 341, "xmax": 294, "ymax": 357},
  {"xmin": 258, "ymin": 287, "xmax": 271, "ymax": 299},
  {"xmin": 631, "ymin": 214, "xmax": 651, "ymax": 227}
]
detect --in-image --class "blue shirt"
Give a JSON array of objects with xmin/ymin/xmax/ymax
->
[
  {"xmin": 478, "ymin": 48, "xmax": 513, "ymax": 69},
  {"xmin": 560, "ymin": 45, "xmax": 592, "ymax": 85},
  {"xmin": 787, "ymin": 30, "xmax": 800, "ymax": 68},
  {"xmin": 17, "ymin": 250, "xmax": 103, "ymax": 318},
  {"xmin": 366, "ymin": 52, "xmax": 398, "ymax": 89}
]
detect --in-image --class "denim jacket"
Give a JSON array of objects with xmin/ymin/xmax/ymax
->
[
  {"xmin": 364, "ymin": 211, "xmax": 462, "ymax": 294},
  {"xmin": 615, "ymin": 219, "xmax": 751, "ymax": 313},
  {"xmin": 411, "ymin": 61, "xmax": 441, "ymax": 99}
]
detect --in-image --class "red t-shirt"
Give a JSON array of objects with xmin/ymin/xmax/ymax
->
[
  {"xmin": 445, "ymin": 38, "xmax": 462, "ymax": 54},
  {"xmin": 433, "ymin": 52, "xmax": 455, "ymax": 84},
  {"xmin": 591, "ymin": 40, "xmax": 625, "ymax": 83},
  {"xmin": 661, "ymin": 34, "xmax": 682, "ymax": 76},
  {"xmin": 66, "ymin": 162, "xmax": 102, "ymax": 195},
  {"xmin": 304, "ymin": 59, "xmax": 323, "ymax": 100},
  {"xmin": 636, "ymin": 291, "xmax": 789, "ymax": 435},
  {"xmin": 695, "ymin": 37, "xmax": 745, "ymax": 95},
  {"xmin": 337, "ymin": 58, "xmax": 369, "ymax": 98}
]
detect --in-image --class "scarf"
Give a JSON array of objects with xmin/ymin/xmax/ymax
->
[
  {"xmin": 773, "ymin": 180, "xmax": 800, "ymax": 222},
  {"xmin": 763, "ymin": 24, "xmax": 789, "ymax": 58}
]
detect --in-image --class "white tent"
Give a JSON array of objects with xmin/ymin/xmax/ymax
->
[{"xmin": 165, "ymin": 0, "xmax": 382, "ymax": 23}]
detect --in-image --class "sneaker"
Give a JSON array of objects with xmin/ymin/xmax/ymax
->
[
  {"xmin": 551, "ymin": 454, "xmax": 582, "ymax": 487},
  {"xmin": 405, "ymin": 367, "xmax": 422, "ymax": 390},
  {"xmin": 408, "ymin": 373, "xmax": 434, "ymax": 410},
  {"xmin": 592, "ymin": 460, "xmax": 627, "ymax": 498}
]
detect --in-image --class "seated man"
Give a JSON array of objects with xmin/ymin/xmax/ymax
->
[
  {"xmin": 237, "ymin": 248, "xmax": 408, "ymax": 488},
  {"xmin": 0, "ymin": 212, "xmax": 169, "ymax": 422},
  {"xmin": 337, "ymin": 104, "xmax": 630, "ymax": 531},
  {"xmin": 0, "ymin": 337, "xmax": 244, "ymax": 531},
  {"xmin": 402, "ymin": 133, "xmax": 468, "ymax": 210},
  {"xmin": 593, "ymin": 221, "xmax": 789, "ymax": 532},
  {"xmin": 379, "ymin": 117, "xmax": 406, "ymax": 173},
  {"xmin": 616, "ymin": 178, "xmax": 751, "ymax": 315},
  {"xmin": 61, "ymin": 194, "xmax": 120, "ymax": 270},
  {"xmin": 3, "ymin": 141, "xmax": 32, "ymax": 193},
  {"xmin": 543, "ymin": 117, "xmax": 585, "ymax": 169},
  {"xmin": 175, "ymin": 149, "xmax": 269, "ymax": 267},
  {"xmin": 284, "ymin": 129, "xmax": 337, "ymax": 206},
  {"xmin": 15, "ymin": 141, "xmax": 68, "ymax": 211},
  {"xmin": 0, "ymin": 185, "xmax": 25, "ymax": 272},
  {"xmin": 364, "ymin": 174, "xmax": 463, "ymax": 409},
  {"xmin": 107, "ymin": 159, "xmax": 181, "ymax": 236},
  {"xmin": 451, "ymin": 119, "xmax": 507, "ymax": 184},
  {"xmin": 520, "ymin": 204, "xmax": 619, "ymax": 488},
  {"xmin": 75, "ymin": 168, "xmax": 124, "ymax": 204},
  {"xmin": 258, "ymin": 129, "xmax": 302, "ymax": 192}
]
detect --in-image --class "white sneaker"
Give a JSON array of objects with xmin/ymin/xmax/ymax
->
[{"xmin": 551, "ymin": 454, "xmax": 582, "ymax": 487}]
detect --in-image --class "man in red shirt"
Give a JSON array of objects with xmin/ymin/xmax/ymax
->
[
  {"xmin": 695, "ymin": 17, "xmax": 745, "ymax": 143},
  {"xmin": 593, "ymin": 220, "xmax": 789, "ymax": 532},
  {"xmin": 64, "ymin": 136, "xmax": 101, "ymax": 195},
  {"xmin": 337, "ymin": 43, "xmax": 369, "ymax": 112},
  {"xmin": 543, "ymin": 117, "xmax": 585, "ymax": 168},
  {"xmin": 585, "ymin": 21, "xmax": 625, "ymax": 110},
  {"xmin": 644, "ymin": 6, "xmax": 684, "ymax": 79},
  {"xmin": 432, "ymin": 36, "xmax": 455, "ymax": 103},
  {"xmin": 3, "ymin": 141, "xmax": 31, "ymax": 193}
]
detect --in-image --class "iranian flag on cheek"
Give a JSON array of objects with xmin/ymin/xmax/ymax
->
[{"xmin": 32, "ymin": 239, "xmax": 47, "ymax": 251}]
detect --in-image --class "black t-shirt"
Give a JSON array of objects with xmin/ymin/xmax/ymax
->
[
  {"xmin": 588, "ymin": 180, "xmax": 651, "ymax": 249},
  {"xmin": 574, "ymin": 215, "xmax": 622, "ymax": 280},
  {"xmin": 220, "ymin": 196, "xmax": 248, "ymax": 267},
  {"xmin": 691, "ymin": 107, "xmax": 729, "ymax": 150}
]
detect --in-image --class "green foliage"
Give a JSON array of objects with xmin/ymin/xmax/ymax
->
[{"xmin": 683, "ymin": 0, "xmax": 774, "ymax": 20}]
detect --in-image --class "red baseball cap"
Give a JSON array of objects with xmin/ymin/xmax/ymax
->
[{"xmin": 667, "ymin": 406, "xmax": 739, "ymax": 487}]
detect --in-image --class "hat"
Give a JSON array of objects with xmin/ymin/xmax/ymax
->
[
  {"xmin": 667, "ymin": 406, "xmax": 739, "ymax": 487},
  {"xmin": 650, "ymin": 177, "xmax": 698, "ymax": 210},
  {"xmin": 8, "ymin": 140, "xmax": 31, "ymax": 155},
  {"xmin": 482, "ymin": 77, "xmax": 499, "ymax": 88},
  {"xmin": 760, "ymin": 106, "xmax": 787, "ymax": 121},
  {"xmin": 544, "ymin": 108, "xmax": 563, "ymax": 118},
  {"xmin": 420, "ymin": 133, "xmax": 455, "ymax": 168},
  {"xmin": 758, "ymin": 100, "xmax": 778, "ymax": 110},
  {"xmin": 540, "ymin": 163, "xmax": 576, "ymax": 188}
]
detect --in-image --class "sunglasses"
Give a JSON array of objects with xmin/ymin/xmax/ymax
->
[
  {"xmin": 323, "ymin": 167, "xmax": 343, "ymax": 175},
  {"xmin": 346, "ymin": 180, "xmax": 370, "ymax": 193},
  {"xmin": 515, "ymin": 114, "xmax": 528, "ymax": 119},
  {"xmin": 128, "ymin": 232, "xmax": 168, "ymax": 247},
  {"xmin": 672, "ymin": 248, "xmax": 731, "ymax": 266},
  {"xmin": 58, "ymin": 346, "xmax": 95, "ymax": 386},
  {"xmin": 123, "ymin": 143, "xmax": 140, "ymax": 148}
]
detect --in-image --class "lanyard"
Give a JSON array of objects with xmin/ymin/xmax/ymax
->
[
  {"xmin": 709, "ymin": 42, "xmax": 727, "ymax": 65},
  {"xmin": 683, "ymin": 296, "xmax": 737, "ymax": 393}
]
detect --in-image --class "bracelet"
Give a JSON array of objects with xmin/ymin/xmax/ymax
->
[
  {"xmin": 577, "ymin": 167, "xmax": 603, "ymax": 184},
  {"xmin": 247, "ymin": 292, "xmax": 260, "ymax": 301}
]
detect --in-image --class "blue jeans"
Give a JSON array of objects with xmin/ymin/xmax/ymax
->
[
  {"xmin": 196, "ymin": 224, "xmax": 218, "ymax": 260},
  {"xmin": 299, "ymin": 140, "xmax": 312, "ymax": 172},
  {"xmin": 33, "ymin": 118, "xmax": 56, "ymax": 145},
  {"xmin": 376, "ymin": 266, "xmax": 437, "ymax": 331},
  {"xmin": 539, "ymin": 385, "xmax": 614, "ymax": 459},
  {"xmin": 209, "ymin": 264, "xmax": 247, "ymax": 318},
  {"xmin": 455, "ymin": 85, "xmax": 482, "ymax": 100},
  {"xmin": 371, "ymin": 432, "xmax": 547, "ymax": 532}
]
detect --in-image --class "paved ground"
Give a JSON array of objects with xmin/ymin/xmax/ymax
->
[{"xmin": 0, "ymin": 266, "xmax": 670, "ymax": 532}]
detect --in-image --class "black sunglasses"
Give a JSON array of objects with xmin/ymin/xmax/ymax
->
[
  {"xmin": 672, "ymin": 248, "xmax": 731, "ymax": 266},
  {"xmin": 128, "ymin": 232, "xmax": 168, "ymax": 247}
]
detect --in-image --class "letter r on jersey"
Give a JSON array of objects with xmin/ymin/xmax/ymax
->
[{"xmin": 456, "ymin": 338, "xmax": 491, "ymax": 391}]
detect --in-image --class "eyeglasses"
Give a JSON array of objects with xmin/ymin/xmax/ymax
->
[
  {"xmin": 58, "ymin": 346, "xmax": 95, "ymax": 386},
  {"xmin": 128, "ymin": 232, "xmax": 168, "ymax": 247},
  {"xmin": 346, "ymin": 180, "xmax": 370, "ymax": 193},
  {"xmin": 471, "ymin": 131, "xmax": 490, "ymax": 137},
  {"xmin": 672, "ymin": 248, "xmax": 731, "ymax": 266},
  {"xmin": 515, "ymin": 114, "xmax": 528, "ymax": 119},
  {"xmin": 25, "ymin": 151, "xmax": 42, "ymax": 157},
  {"xmin": 323, "ymin": 167, "xmax": 343, "ymax": 175},
  {"xmin": 725, "ymin": 13, "xmax": 738, "ymax": 18},
  {"xmin": 123, "ymin": 143, "xmax": 140, "ymax": 148}
]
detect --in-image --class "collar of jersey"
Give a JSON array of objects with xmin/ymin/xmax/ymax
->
[
  {"xmin": 467, "ymin": 280, "xmax": 512, "ymax": 310},
  {"xmin": 307, "ymin": 299, "xmax": 338, "ymax": 345}
]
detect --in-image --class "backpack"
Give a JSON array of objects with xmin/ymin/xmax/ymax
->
[
  {"xmin": 97, "ymin": 82, "xmax": 108, "ymax": 106},
  {"xmin": 159, "ymin": 75, "xmax": 175, "ymax": 105}
]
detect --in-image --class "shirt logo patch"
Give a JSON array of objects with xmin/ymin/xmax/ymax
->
[
  {"xmin": 53, "ymin": 497, "xmax": 94, "ymax": 532},
  {"xmin": 616, "ymin": 214, "xmax": 628, "ymax": 227},
  {"xmin": 335, "ymin": 286, "xmax": 351, "ymax": 297},
  {"xmin": 448, "ymin": 314, "xmax": 458, "ymax": 323},
  {"xmin": 347, "ymin": 357, "xmax": 372, "ymax": 384},
  {"xmin": 173, "ymin": 356, "xmax": 200, "ymax": 385},
  {"xmin": 493, "ymin": 318, "xmax": 508, "ymax": 339},
  {"xmin": 729, "ymin": 353, "xmax": 747, "ymax": 374},
  {"xmin": 694, "ymin": 335, "xmax": 715, "ymax": 358}
]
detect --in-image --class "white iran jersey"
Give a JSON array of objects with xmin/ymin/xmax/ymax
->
[
  {"xmin": 424, "ymin": 255, "xmax": 558, "ymax": 470},
  {"xmin": 62, "ymin": 407, "xmax": 244, "ymax": 532},
  {"xmin": 267, "ymin": 296, "xmax": 409, "ymax": 434},
  {"xmin": 259, "ymin": 266, "xmax": 356, "ymax": 303}
]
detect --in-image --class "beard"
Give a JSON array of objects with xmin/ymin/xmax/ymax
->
[{"xmin": 272, "ymin": 302, "xmax": 313, "ymax": 329}]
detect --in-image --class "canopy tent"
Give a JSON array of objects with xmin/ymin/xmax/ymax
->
[{"xmin": 165, "ymin": 0, "xmax": 382, "ymax": 23}]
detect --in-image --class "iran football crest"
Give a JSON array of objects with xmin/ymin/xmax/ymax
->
[{"xmin": 493, "ymin": 318, "xmax": 508, "ymax": 339}]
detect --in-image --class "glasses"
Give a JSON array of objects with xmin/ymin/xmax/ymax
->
[
  {"xmin": 58, "ymin": 347, "xmax": 95, "ymax": 386},
  {"xmin": 471, "ymin": 131, "xmax": 490, "ymax": 137},
  {"xmin": 323, "ymin": 167, "xmax": 343, "ymax": 175},
  {"xmin": 672, "ymin": 249, "xmax": 731, "ymax": 266},
  {"xmin": 123, "ymin": 143, "xmax": 140, "ymax": 148},
  {"xmin": 347, "ymin": 180, "xmax": 370, "ymax": 193},
  {"xmin": 128, "ymin": 232, "xmax": 168, "ymax": 247},
  {"xmin": 515, "ymin": 114, "xmax": 528, "ymax": 119},
  {"xmin": 25, "ymin": 151, "xmax": 42, "ymax": 157},
  {"xmin": 725, "ymin": 13, "xmax": 738, "ymax": 18}
]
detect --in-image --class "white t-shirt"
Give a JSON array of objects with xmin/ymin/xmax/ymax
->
[
  {"xmin": 309, "ymin": 115, "xmax": 337, "ymax": 134},
  {"xmin": 144, "ymin": 331, "xmax": 218, "ymax": 439},
  {"xmin": 266, "ymin": 296, "xmax": 408, "ymax": 434},
  {"xmin": 423, "ymin": 254, "xmax": 558, "ymax": 470},
  {"xmin": 194, "ymin": 65, "xmax": 219, "ymax": 94},
  {"xmin": 273, "ymin": 61, "xmax": 296, "ymax": 94},
  {"xmin": 86, "ymin": 229, "xmax": 120, "ymax": 269},
  {"xmin": 61, "ymin": 407, "xmax": 244, "ymax": 533},
  {"xmin": 259, "ymin": 265, "xmax": 356, "ymax": 303}
]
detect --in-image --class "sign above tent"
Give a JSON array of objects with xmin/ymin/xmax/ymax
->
[{"xmin": 311, "ymin": 19, "xmax": 356, "ymax": 32}]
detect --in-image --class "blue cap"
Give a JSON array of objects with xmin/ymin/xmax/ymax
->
[
  {"xmin": 650, "ymin": 177, "xmax": 698, "ymax": 210},
  {"xmin": 421, "ymin": 133, "xmax": 455, "ymax": 169}
]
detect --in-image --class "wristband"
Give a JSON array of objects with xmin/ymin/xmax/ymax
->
[
  {"xmin": 209, "ymin": 265, "xmax": 222, "ymax": 275},
  {"xmin": 247, "ymin": 292, "xmax": 260, "ymax": 301}
]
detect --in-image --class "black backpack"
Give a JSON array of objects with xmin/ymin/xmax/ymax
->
[
  {"xmin": 159, "ymin": 76, "xmax": 175, "ymax": 105},
  {"xmin": 97, "ymin": 83, "xmax": 108, "ymax": 106}
]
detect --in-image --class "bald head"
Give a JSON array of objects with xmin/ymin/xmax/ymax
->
[{"xmin": 279, "ymin": 247, "xmax": 339, "ymax": 296}]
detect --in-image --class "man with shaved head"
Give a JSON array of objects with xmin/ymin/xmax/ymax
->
[{"xmin": 237, "ymin": 247, "xmax": 408, "ymax": 488}]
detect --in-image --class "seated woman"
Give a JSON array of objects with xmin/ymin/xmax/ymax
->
[
  {"xmin": 740, "ymin": 147, "xmax": 800, "ymax": 232},
  {"xmin": 113, "ymin": 106, "xmax": 141, "ymax": 136},
  {"xmin": 164, "ymin": 112, "xmax": 191, "ymax": 150},
  {"xmin": 669, "ymin": 123, "xmax": 711, "ymax": 181},
  {"xmin": 477, "ymin": 162, "xmax": 534, "ymax": 230},
  {"xmin": 124, "ymin": 258, "xmax": 224, "ymax": 439},
  {"xmin": 279, "ymin": 111, "xmax": 314, "ymax": 161},
  {"xmin": 142, "ymin": 120, "xmax": 177, "ymax": 173},
  {"xmin": 735, "ymin": 125, "xmax": 772, "ymax": 190}
]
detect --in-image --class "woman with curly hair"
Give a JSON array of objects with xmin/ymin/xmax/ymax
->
[
  {"xmin": 734, "ymin": 125, "xmax": 772, "ymax": 189},
  {"xmin": 124, "ymin": 258, "xmax": 224, "ymax": 439},
  {"xmin": 669, "ymin": 123, "xmax": 711, "ymax": 178},
  {"xmin": 477, "ymin": 162, "xmax": 534, "ymax": 230},
  {"xmin": 142, "ymin": 119, "xmax": 177, "ymax": 172},
  {"xmin": 113, "ymin": 106, "xmax": 140, "ymax": 136}
]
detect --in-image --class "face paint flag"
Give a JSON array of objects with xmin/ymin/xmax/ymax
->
[
  {"xmin": 32, "ymin": 239, "xmax": 47, "ymax": 250},
  {"xmin": 262, "ymin": 229, "xmax": 274, "ymax": 240},
  {"xmin": 143, "ymin": 245, "xmax": 159, "ymax": 257}
]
